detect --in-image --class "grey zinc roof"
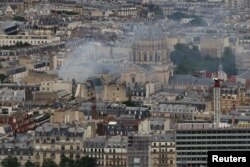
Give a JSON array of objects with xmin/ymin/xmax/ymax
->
[
  {"xmin": 152, "ymin": 133, "xmax": 175, "ymax": 142},
  {"xmin": 84, "ymin": 136, "xmax": 106, "ymax": 148},
  {"xmin": 169, "ymin": 74, "xmax": 213, "ymax": 86},
  {"xmin": 237, "ymin": 71, "xmax": 250, "ymax": 79},
  {"xmin": 106, "ymin": 136, "xmax": 127, "ymax": 148},
  {"xmin": 35, "ymin": 123, "xmax": 84, "ymax": 137},
  {"xmin": 134, "ymin": 24, "xmax": 165, "ymax": 41}
]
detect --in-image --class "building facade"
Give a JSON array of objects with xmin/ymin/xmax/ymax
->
[
  {"xmin": 0, "ymin": 35, "xmax": 60, "ymax": 46},
  {"xmin": 176, "ymin": 122, "xmax": 250, "ymax": 167}
]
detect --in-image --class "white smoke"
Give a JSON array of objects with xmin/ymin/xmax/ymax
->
[{"xmin": 58, "ymin": 42, "xmax": 120, "ymax": 82}]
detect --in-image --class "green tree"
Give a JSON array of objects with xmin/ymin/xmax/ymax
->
[
  {"xmin": 0, "ymin": 74, "xmax": 7, "ymax": 83},
  {"xmin": 24, "ymin": 160, "xmax": 36, "ymax": 167},
  {"xmin": 168, "ymin": 12, "xmax": 189, "ymax": 21},
  {"xmin": 81, "ymin": 157, "xmax": 97, "ymax": 167},
  {"xmin": 42, "ymin": 159, "xmax": 57, "ymax": 167},
  {"xmin": 1, "ymin": 156, "xmax": 20, "ymax": 167},
  {"xmin": 171, "ymin": 44, "xmax": 219, "ymax": 74},
  {"xmin": 170, "ymin": 44, "xmax": 237, "ymax": 75},
  {"xmin": 122, "ymin": 100, "xmax": 137, "ymax": 107},
  {"xmin": 59, "ymin": 157, "xmax": 74, "ymax": 167},
  {"xmin": 221, "ymin": 47, "xmax": 237, "ymax": 75},
  {"xmin": 74, "ymin": 157, "xmax": 97, "ymax": 167},
  {"xmin": 189, "ymin": 17, "xmax": 208, "ymax": 26},
  {"xmin": 13, "ymin": 16, "xmax": 26, "ymax": 21}
]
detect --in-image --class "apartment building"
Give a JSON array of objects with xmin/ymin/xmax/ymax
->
[
  {"xmin": 151, "ymin": 134, "xmax": 176, "ymax": 167},
  {"xmin": 104, "ymin": 136, "xmax": 128, "ymax": 167},
  {"xmin": 220, "ymin": 86, "xmax": 244, "ymax": 113},
  {"xmin": 0, "ymin": 35, "xmax": 60, "ymax": 46},
  {"xmin": 176, "ymin": 122, "xmax": 250, "ymax": 167},
  {"xmin": 225, "ymin": 0, "xmax": 250, "ymax": 9},
  {"xmin": 0, "ymin": 134, "xmax": 33, "ymax": 166},
  {"xmin": 33, "ymin": 123, "xmax": 95, "ymax": 165},
  {"xmin": 0, "ymin": 66, "xmax": 27, "ymax": 83},
  {"xmin": 83, "ymin": 136, "xmax": 106, "ymax": 167}
]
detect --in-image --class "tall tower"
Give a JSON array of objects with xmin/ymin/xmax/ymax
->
[{"xmin": 213, "ymin": 79, "xmax": 221, "ymax": 127}]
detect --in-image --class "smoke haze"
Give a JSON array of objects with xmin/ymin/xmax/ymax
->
[{"xmin": 58, "ymin": 42, "xmax": 120, "ymax": 82}]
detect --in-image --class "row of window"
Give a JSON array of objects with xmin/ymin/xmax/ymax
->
[
  {"xmin": 1, "ymin": 40, "xmax": 48, "ymax": 44},
  {"xmin": 176, "ymin": 130, "xmax": 250, "ymax": 134},
  {"xmin": 176, "ymin": 146, "xmax": 250, "ymax": 150},
  {"xmin": 176, "ymin": 135, "xmax": 250, "ymax": 139},
  {"xmin": 177, "ymin": 157, "xmax": 207, "ymax": 161},
  {"xmin": 176, "ymin": 140, "xmax": 250, "ymax": 145}
]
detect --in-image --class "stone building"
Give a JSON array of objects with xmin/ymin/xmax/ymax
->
[
  {"xmin": 121, "ymin": 24, "xmax": 173, "ymax": 85},
  {"xmin": 83, "ymin": 136, "xmax": 106, "ymax": 167},
  {"xmin": 200, "ymin": 36, "xmax": 230, "ymax": 58},
  {"xmin": 22, "ymin": 70, "xmax": 57, "ymax": 84},
  {"xmin": 103, "ymin": 82, "xmax": 127, "ymax": 102},
  {"xmin": 33, "ymin": 123, "xmax": 94, "ymax": 165},
  {"xmin": 104, "ymin": 136, "xmax": 128, "ymax": 167},
  {"xmin": 150, "ymin": 133, "xmax": 176, "ymax": 167},
  {"xmin": 220, "ymin": 86, "xmax": 244, "ymax": 113},
  {"xmin": 51, "ymin": 109, "xmax": 84, "ymax": 124},
  {"xmin": 0, "ymin": 134, "xmax": 33, "ymax": 166}
]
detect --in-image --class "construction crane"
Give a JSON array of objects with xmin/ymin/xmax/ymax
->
[{"xmin": 213, "ymin": 79, "xmax": 221, "ymax": 128}]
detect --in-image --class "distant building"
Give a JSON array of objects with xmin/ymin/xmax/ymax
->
[
  {"xmin": 0, "ymin": 66, "xmax": 27, "ymax": 83},
  {"xmin": 138, "ymin": 117, "xmax": 171, "ymax": 134},
  {"xmin": 0, "ymin": 134, "xmax": 33, "ymax": 166},
  {"xmin": 22, "ymin": 70, "xmax": 57, "ymax": 84},
  {"xmin": 220, "ymin": 86, "xmax": 243, "ymax": 113},
  {"xmin": 3, "ymin": 5, "xmax": 15, "ymax": 16},
  {"xmin": 0, "ymin": 88, "xmax": 25, "ymax": 105},
  {"xmin": 225, "ymin": 0, "xmax": 250, "ymax": 9},
  {"xmin": 122, "ymin": 24, "xmax": 173, "ymax": 85},
  {"xmin": 200, "ymin": 36, "xmax": 230, "ymax": 58},
  {"xmin": 32, "ymin": 92, "xmax": 58, "ymax": 105},
  {"xmin": 0, "ymin": 35, "xmax": 60, "ymax": 46},
  {"xmin": 103, "ymin": 82, "xmax": 127, "ymax": 102},
  {"xmin": 51, "ymin": 109, "xmax": 84, "ymax": 124},
  {"xmin": 40, "ymin": 80, "xmax": 72, "ymax": 93}
]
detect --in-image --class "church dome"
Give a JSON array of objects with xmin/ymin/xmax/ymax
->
[{"xmin": 134, "ymin": 24, "xmax": 165, "ymax": 41}]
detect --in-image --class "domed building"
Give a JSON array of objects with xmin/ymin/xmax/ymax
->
[
  {"xmin": 121, "ymin": 24, "xmax": 173, "ymax": 85},
  {"xmin": 131, "ymin": 25, "xmax": 169, "ymax": 65}
]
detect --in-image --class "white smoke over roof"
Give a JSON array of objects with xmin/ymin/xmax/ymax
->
[{"xmin": 58, "ymin": 42, "xmax": 120, "ymax": 82}]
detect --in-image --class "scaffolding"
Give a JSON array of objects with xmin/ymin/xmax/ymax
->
[{"xmin": 127, "ymin": 133, "xmax": 151, "ymax": 167}]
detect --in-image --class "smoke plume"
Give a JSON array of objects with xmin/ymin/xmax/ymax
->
[{"xmin": 58, "ymin": 42, "xmax": 120, "ymax": 82}]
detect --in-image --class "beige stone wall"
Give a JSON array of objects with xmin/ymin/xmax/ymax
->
[
  {"xmin": 32, "ymin": 92, "xmax": 57, "ymax": 104},
  {"xmin": 132, "ymin": 39, "xmax": 170, "ymax": 65},
  {"xmin": 103, "ymin": 83, "xmax": 127, "ymax": 102},
  {"xmin": 33, "ymin": 136, "xmax": 84, "ymax": 165},
  {"xmin": 120, "ymin": 70, "xmax": 147, "ymax": 85},
  {"xmin": 22, "ymin": 71, "xmax": 57, "ymax": 84},
  {"xmin": 51, "ymin": 110, "xmax": 84, "ymax": 124},
  {"xmin": 150, "ymin": 141, "xmax": 176, "ymax": 167}
]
